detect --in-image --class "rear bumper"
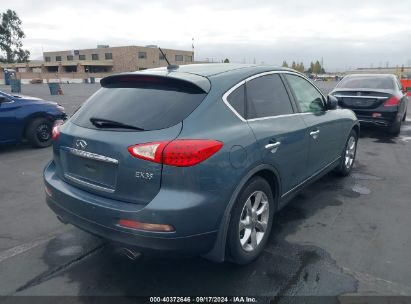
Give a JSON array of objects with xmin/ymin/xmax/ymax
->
[
  {"xmin": 353, "ymin": 110, "xmax": 399, "ymax": 127},
  {"xmin": 358, "ymin": 118, "xmax": 391, "ymax": 127},
  {"xmin": 44, "ymin": 161, "xmax": 218, "ymax": 256}
]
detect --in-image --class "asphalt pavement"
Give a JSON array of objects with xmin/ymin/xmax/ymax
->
[{"xmin": 0, "ymin": 82, "xmax": 410, "ymax": 301}]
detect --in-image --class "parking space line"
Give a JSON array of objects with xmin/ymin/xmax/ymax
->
[{"xmin": 0, "ymin": 229, "xmax": 66, "ymax": 263}]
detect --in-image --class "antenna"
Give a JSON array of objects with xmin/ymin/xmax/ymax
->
[
  {"xmin": 159, "ymin": 47, "xmax": 179, "ymax": 71},
  {"xmin": 159, "ymin": 47, "xmax": 170, "ymax": 66}
]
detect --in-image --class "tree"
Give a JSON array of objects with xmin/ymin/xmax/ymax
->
[
  {"xmin": 223, "ymin": 58, "xmax": 230, "ymax": 63},
  {"xmin": 16, "ymin": 48, "xmax": 30, "ymax": 62},
  {"xmin": 291, "ymin": 61, "xmax": 296, "ymax": 70},
  {"xmin": 295, "ymin": 62, "xmax": 304, "ymax": 73},
  {"xmin": 307, "ymin": 61, "xmax": 314, "ymax": 73},
  {"xmin": 282, "ymin": 61, "xmax": 288, "ymax": 68},
  {"xmin": 313, "ymin": 60, "xmax": 321, "ymax": 74},
  {"xmin": 0, "ymin": 9, "xmax": 30, "ymax": 63}
]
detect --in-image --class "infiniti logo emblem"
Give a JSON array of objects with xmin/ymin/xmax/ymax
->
[{"xmin": 75, "ymin": 139, "xmax": 87, "ymax": 150}]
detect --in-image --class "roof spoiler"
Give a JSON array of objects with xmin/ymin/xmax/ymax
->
[{"xmin": 100, "ymin": 73, "xmax": 211, "ymax": 93}]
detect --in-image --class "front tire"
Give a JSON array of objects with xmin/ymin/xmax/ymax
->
[
  {"xmin": 227, "ymin": 177, "xmax": 275, "ymax": 265},
  {"xmin": 25, "ymin": 117, "xmax": 53, "ymax": 148},
  {"xmin": 334, "ymin": 129, "xmax": 358, "ymax": 176}
]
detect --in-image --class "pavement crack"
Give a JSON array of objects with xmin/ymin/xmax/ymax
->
[{"xmin": 14, "ymin": 243, "xmax": 105, "ymax": 294}]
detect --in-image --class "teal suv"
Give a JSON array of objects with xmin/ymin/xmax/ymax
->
[{"xmin": 44, "ymin": 64, "xmax": 359, "ymax": 264}]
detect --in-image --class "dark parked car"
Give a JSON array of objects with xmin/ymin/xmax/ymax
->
[
  {"xmin": 0, "ymin": 90, "xmax": 66, "ymax": 147},
  {"xmin": 44, "ymin": 64, "xmax": 359, "ymax": 264},
  {"xmin": 330, "ymin": 74, "xmax": 408, "ymax": 135}
]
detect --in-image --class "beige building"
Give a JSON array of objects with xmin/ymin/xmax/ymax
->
[
  {"xmin": 42, "ymin": 45, "xmax": 194, "ymax": 73},
  {"xmin": 0, "ymin": 45, "xmax": 194, "ymax": 83}
]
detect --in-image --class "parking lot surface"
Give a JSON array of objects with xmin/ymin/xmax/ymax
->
[{"xmin": 0, "ymin": 82, "xmax": 410, "ymax": 299}]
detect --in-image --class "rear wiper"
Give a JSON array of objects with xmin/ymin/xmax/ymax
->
[{"xmin": 90, "ymin": 117, "xmax": 145, "ymax": 131}]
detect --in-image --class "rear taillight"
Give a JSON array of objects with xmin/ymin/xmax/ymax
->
[
  {"xmin": 128, "ymin": 139, "xmax": 223, "ymax": 167},
  {"xmin": 384, "ymin": 96, "xmax": 400, "ymax": 107},
  {"xmin": 51, "ymin": 121, "xmax": 63, "ymax": 141},
  {"xmin": 128, "ymin": 141, "xmax": 168, "ymax": 163}
]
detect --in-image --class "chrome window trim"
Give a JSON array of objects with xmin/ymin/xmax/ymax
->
[
  {"xmin": 222, "ymin": 79, "xmax": 247, "ymax": 122},
  {"xmin": 61, "ymin": 146, "xmax": 119, "ymax": 164},
  {"xmin": 221, "ymin": 70, "xmax": 326, "ymax": 122},
  {"xmin": 333, "ymin": 95, "xmax": 387, "ymax": 100},
  {"xmin": 64, "ymin": 173, "xmax": 115, "ymax": 193},
  {"xmin": 247, "ymin": 112, "xmax": 313, "ymax": 122}
]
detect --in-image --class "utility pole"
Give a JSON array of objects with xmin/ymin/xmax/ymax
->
[{"xmin": 192, "ymin": 38, "xmax": 194, "ymax": 61}]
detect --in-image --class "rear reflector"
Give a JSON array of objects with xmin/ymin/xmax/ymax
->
[
  {"xmin": 45, "ymin": 185, "xmax": 52, "ymax": 197},
  {"xmin": 118, "ymin": 219, "xmax": 175, "ymax": 232},
  {"xmin": 128, "ymin": 139, "xmax": 223, "ymax": 167},
  {"xmin": 372, "ymin": 113, "xmax": 382, "ymax": 118},
  {"xmin": 384, "ymin": 96, "xmax": 400, "ymax": 107}
]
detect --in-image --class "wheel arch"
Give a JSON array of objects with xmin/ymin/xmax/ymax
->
[
  {"xmin": 352, "ymin": 123, "xmax": 360, "ymax": 137},
  {"xmin": 22, "ymin": 112, "xmax": 55, "ymax": 139},
  {"xmin": 202, "ymin": 164, "xmax": 281, "ymax": 262}
]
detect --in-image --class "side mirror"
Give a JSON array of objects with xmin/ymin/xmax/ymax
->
[
  {"xmin": 0, "ymin": 96, "xmax": 9, "ymax": 103},
  {"xmin": 327, "ymin": 95, "xmax": 338, "ymax": 110}
]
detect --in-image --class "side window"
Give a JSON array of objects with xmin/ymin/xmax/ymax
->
[
  {"xmin": 285, "ymin": 74, "xmax": 325, "ymax": 113},
  {"xmin": 246, "ymin": 74, "xmax": 294, "ymax": 119},
  {"xmin": 226, "ymin": 84, "xmax": 245, "ymax": 118}
]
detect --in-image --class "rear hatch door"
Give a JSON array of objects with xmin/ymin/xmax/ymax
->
[{"xmin": 54, "ymin": 74, "xmax": 209, "ymax": 205}]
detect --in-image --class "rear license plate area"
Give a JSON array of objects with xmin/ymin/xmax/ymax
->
[{"xmin": 61, "ymin": 151, "xmax": 118, "ymax": 190}]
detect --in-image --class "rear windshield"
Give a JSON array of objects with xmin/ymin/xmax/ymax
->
[
  {"xmin": 337, "ymin": 76, "xmax": 395, "ymax": 90},
  {"xmin": 71, "ymin": 78, "xmax": 207, "ymax": 131}
]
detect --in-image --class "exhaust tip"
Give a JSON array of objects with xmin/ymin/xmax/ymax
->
[{"xmin": 120, "ymin": 248, "xmax": 141, "ymax": 261}]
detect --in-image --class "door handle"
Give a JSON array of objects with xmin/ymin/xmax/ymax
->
[
  {"xmin": 265, "ymin": 142, "xmax": 281, "ymax": 149},
  {"xmin": 309, "ymin": 129, "xmax": 320, "ymax": 139},
  {"xmin": 265, "ymin": 141, "xmax": 281, "ymax": 153}
]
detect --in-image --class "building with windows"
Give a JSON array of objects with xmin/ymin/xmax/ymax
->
[{"xmin": 0, "ymin": 45, "xmax": 194, "ymax": 83}]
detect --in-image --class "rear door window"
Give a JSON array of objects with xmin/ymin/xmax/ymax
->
[
  {"xmin": 71, "ymin": 76, "xmax": 207, "ymax": 131},
  {"xmin": 246, "ymin": 74, "xmax": 294, "ymax": 119}
]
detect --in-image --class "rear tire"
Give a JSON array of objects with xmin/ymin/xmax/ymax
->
[
  {"xmin": 227, "ymin": 177, "xmax": 275, "ymax": 265},
  {"xmin": 334, "ymin": 129, "xmax": 358, "ymax": 176},
  {"xmin": 387, "ymin": 119, "xmax": 401, "ymax": 136},
  {"xmin": 25, "ymin": 117, "xmax": 53, "ymax": 148}
]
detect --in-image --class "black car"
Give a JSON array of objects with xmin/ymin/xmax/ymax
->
[{"xmin": 330, "ymin": 74, "xmax": 408, "ymax": 135}]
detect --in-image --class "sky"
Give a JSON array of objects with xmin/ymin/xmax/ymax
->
[{"xmin": 5, "ymin": 0, "xmax": 411, "ymax": 71}]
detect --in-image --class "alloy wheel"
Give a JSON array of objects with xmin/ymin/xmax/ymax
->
[
  {"xmin": 345, "ymin": 136, "xmax": 356, "ymax": 169},
  {"xmin": 239, "ymin": 190, "xmax": 269, "ymax": 252},
  {"xmin": 36, "ymin": 123, "xmax": 51, "ymax": 142}
]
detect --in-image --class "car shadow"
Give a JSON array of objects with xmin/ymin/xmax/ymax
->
[
  {"xmin": 359, "ymin": 125, "xmax": 401, "ymax": 144},
  {"xmin": 0, "ymin": 142, "xmax": 41, "ymax": 154},
  {"xmin": 28, "ymin": 173, "xmax": 360, "ymax": 299}
]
